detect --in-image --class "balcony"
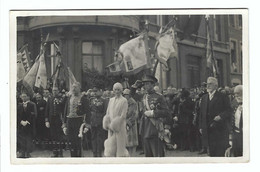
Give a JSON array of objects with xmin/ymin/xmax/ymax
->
[{"xmin": 24, "ymin": 16, "xmax": 140, "ymax": 32}]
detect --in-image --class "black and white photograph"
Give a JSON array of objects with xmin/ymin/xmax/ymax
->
[{"xmin": 9, "ymin": 9, "xmax": 249, "ymax": 164}]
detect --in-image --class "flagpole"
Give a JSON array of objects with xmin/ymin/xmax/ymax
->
[
  {"xmin": 205, "ymin": 16, "xmax": 210, "ymax": 77},
  {"xmin": 205, "ymin": 15, "xmax": 218, "ymax": 79},
  {"xmin": 152, "ymin": 54, "xmax": 160, "ymax": 77},
  {"xmin": 18, "ymin": 43, "xmax": 28, "ymax": 53}
]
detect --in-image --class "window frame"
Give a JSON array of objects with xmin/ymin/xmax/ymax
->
[
  {"xmin": 230, "ymin": 38, "xmax": 239, "ymax": 74},
  {"xmin": 81, "ymin": 40, "xmax": 105, "ymax": 73}
]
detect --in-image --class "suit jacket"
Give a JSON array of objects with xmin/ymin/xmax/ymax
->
[
  {"xmin": 199, "ymin": 91, "xmax": 231, "ymax": 131},
  {"xmin": 36, "ymin": 99, "xmax": 47, "ymax": 118},
  {"xmin": 17, "ymin": 101, "xmax": 37, "ymax": 136},
  {"xmin": 199, "ymin": 91, "xmax": 232, "ymax": 149},
  {"xmin": 177, "ymin": 97, "xmax": 194, "ymax": 124},
  {"xmin": 45, "ymin": 96, "xmax": 65, "ymax": 123}
]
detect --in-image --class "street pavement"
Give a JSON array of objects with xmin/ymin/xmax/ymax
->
[{"xmin": 28, "ymin": 148, "xmax": 208, "ymax": 158}]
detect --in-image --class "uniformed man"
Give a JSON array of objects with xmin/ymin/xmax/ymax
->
[
  {"xmin": 62, "ymin": 82, "xmax": 91, "ymax": 157},
  {"xmin": 45, "ymin": 87, "xmax": 66, "ymax": 157},
  {"xmin": 140, "ymin": 75, "xmax": 171, "ymax": 157},
  {"xmin": 89, "ymin": 85, "xmax": 108, "ymax": 157},
  {"xmin": 17, "ymin": 92, "xmax": 37, "ymax": 158}
]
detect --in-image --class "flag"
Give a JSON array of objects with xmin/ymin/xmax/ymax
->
[
  {"xmin": 68, "ymin": 67, "xmax": 77, "ymax": 91},
  {"xmin": 17, "ymin": 45, "xmax": 31, "ymax": 82},
  {"xmin": 155, "ymin": 27, "xmax": 178, "ymax": 71},
  {"xmin": 22, "ymin": 34, "xmax": 49, "ymax": 96},
  {"xmin": 17, "ymin": 52, "xmax": 26, "ymax": 82},
  {"xmin": 35, "ymin": 51, "xmax": 47, "ymax": 89},
  {"xmin": 206, "ymin": 17, "xmax": 218, "ymax": 77},
  {"xmin": 106, "ymin": 61, "xmax": 122, "ymax": 75},
  {"xmin": 22, "ymin": 57, "xmax": 40, "ymax": 97},
  {"xmin": 106, "ymin": 33, "xmax": 151, "ymax": 75},
  {"xmin": 52, "ymin": 42, "xmax": 62, "ymax": 75}
]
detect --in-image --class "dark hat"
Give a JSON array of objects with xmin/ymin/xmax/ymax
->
[
  {"xmin": 92, "ymin": 86, "xmax": 100, "ymax": 92},
  {"xmin": 92, "ymin": 82, "xmax": 102, "ymax": 90},
  {"xmin": 180, "ymin": 89, "xmax": 190, "ymax": 98},
  {"xmin": 131, "ymin": 80, "xmax": 143, "ymax": 89},
  {"xmin": 165, "ymin": 92, "xmax": 174, "ymax": 99},
  {"xmin": 142, "ymin": 75, "xmax": 158, "ymax": 83}
]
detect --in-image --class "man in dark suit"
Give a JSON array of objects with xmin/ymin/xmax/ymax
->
[
  {"xmin": 228, "ymin": 85, "xmax": 243, "ymax": 157},
  {"xmin": 34, "ymin": 93, "xmax": 48, "ymax": 144},
  {"xmin": 140, "ymin": 75, "xmax": 171, "ymax": 157},
  {"xmin": 17, "ymin": 92, "xmax": 37, "ymax": 158},
  {"xmin": 199, "ymin": 77, "xmax": 232, "ymax": 157}
]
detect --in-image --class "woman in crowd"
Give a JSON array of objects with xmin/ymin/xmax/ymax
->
[
  {"xmin": 102, "ymin": 82, "xmax": 129, "ymax": 157},
  {"xmin": 123, "ymin": 88, "xmax": 139, "ymax": 157},
  {"xmin": 177, "ymin": 89, "xmax": 195, "ymax": 151}
]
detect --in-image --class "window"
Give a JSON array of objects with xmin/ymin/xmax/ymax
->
[
  {"xmin": 229, "ymin": 15, "xmax": 235, "ymax": 27},
  {"xmin": 82, "ymin": 41, "xmax": 104, "ymax": 73},
  {"xmin": 162, "ymin": 15, "xmax": 170, "ymax": 26},
  {"xmin": 230, "ymin": 40, "xmax": 237, "ymax": 73},
  {"xmin": 238, "ymin": 15, "xmax": 242, "ymax": 28},
  {"xmin": 216, "ymin": 59, "xmax": 224, "ymax": 87},
  {"xmin": 147, "ymin": 15, "xmax": 157, "ymax": 24},
  {"xmin": 187, "ymin": 56, "xmax": 201, "ymax": 88},
  {"xmin": 215, "ymin": 15, "xmax": 222, "ymax": 41}
]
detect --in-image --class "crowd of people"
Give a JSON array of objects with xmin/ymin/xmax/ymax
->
[{"xmin": 16, "ymin": 75, "xmax": 243, "ymax": 158}]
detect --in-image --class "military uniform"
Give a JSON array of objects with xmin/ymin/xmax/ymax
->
[
  {"xmin": 63, "ymin": 94, "xmax": 90, "ymax": 157},
  {"xmin": 89, "ymin": 96, "xmax": 108, "ymax": 157},
  {"xmin": 140, "ymin": 89, "xmax": 171, "ymax": 157},
  {"xmin": 45, "ymin": 96, "xmax": 65, "ymax": 157}
]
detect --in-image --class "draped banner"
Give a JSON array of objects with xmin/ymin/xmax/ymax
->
[
  {"xmin": 17, "ymin": 45, "xmax": 31, "ymax": 82},
  {"xmin": 155, "ymin": 27, "xmax": 178, "ymax": 71},
  {"xmin": 35, "ymin": 52, "xmax": 47, "ymax": 89},
  {"xmin": 107, "ymin": 33, "xmax": 151, "ymax": 75}
]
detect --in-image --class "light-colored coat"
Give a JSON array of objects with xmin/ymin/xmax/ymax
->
[{"xmin": 103, "ymin": 95, "xmax": 129, "ymax": 157}]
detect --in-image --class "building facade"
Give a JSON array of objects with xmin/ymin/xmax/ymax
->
[
  {"xmin": 17, "ymin": 14, "xmax": 242, "ymax": 90},
  {"xmin": 228, "ymin": 15, "xmax": 243, "ymax": 86}
]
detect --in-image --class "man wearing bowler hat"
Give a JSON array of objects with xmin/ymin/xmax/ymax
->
[{"xmin": 140, "ymin": 75, "xmax": 171, "ymax": 157}]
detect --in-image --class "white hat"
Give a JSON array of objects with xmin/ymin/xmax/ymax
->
[{"xmin": 123, "ymin": 89, "xmax": 131, "ymax": 95}]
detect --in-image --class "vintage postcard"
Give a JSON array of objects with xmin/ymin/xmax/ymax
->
[{"xmin": 9, "ymin": 9, "xmax": 249, "ymax": 164}]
